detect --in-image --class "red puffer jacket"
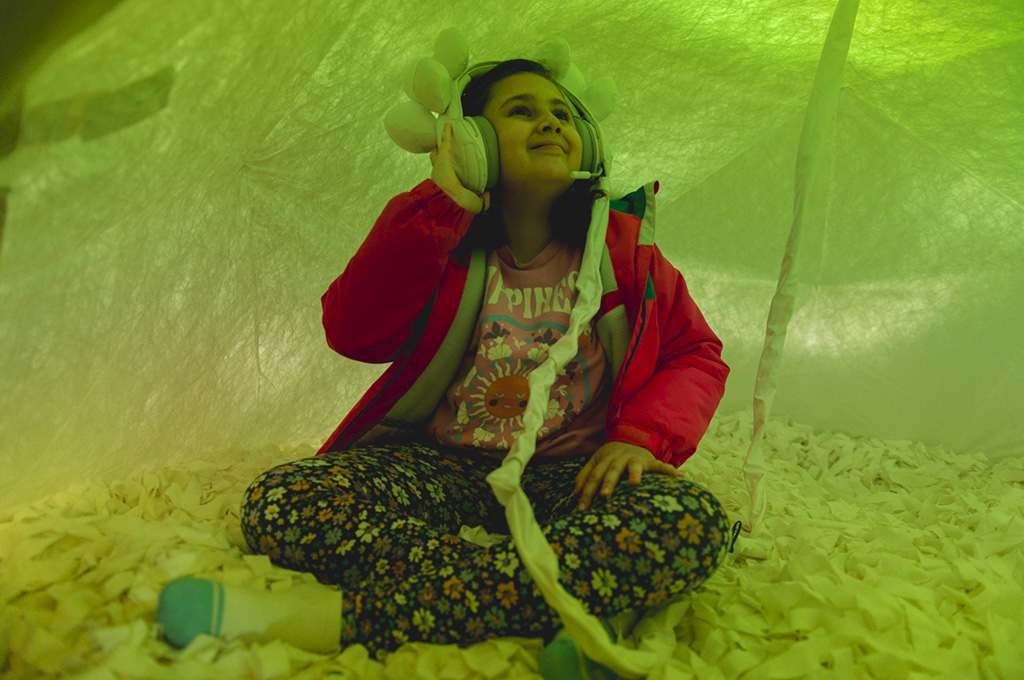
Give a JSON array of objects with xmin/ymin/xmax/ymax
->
[{"xmin": 317, "ymin": 179, "xmax": 729, "ymax": 467}]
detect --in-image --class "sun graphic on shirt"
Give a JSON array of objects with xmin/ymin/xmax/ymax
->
[{"xmin": 468, "ymin": 361, "xmax": 534, "ymax": 431}]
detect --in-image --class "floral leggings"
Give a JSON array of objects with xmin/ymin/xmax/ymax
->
[{"xmin": 240, "ymin": 440, "xmax": 731, "ymax": 654}]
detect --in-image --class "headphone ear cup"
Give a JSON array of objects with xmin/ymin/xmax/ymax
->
[
  {"xmin": 468, "ymin": 116, "xmax": 501, "ymax": 191},
  {"xmin": 450, "ymin": 113, "xmax": 596, "ymax": 192},
  {"xmin": 440, "ymin": 117, "xmax": 497, "ymax": 195}
]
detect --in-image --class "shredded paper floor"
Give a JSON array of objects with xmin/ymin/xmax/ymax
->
[{"xmin": 1, "ymin": 411, "xmax": 1022, "ymax": 679}]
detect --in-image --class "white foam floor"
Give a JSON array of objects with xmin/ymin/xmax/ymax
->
[{"xmin": 1, "ymin": 412, "xmax": 1022, "ymax": 679}]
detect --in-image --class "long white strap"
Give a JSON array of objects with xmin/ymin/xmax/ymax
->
[{"xmin": 486, "ymin": 179, "xmax": 662, "ymax": 677}]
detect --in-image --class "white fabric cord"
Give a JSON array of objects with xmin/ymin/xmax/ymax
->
[
  {"xmin": 743, "ymin": 0, "xmax": 861, "ymax": 537},
  {"xmin": 486, "ymin": 177, "xmax": 662, "ymax": 678}
]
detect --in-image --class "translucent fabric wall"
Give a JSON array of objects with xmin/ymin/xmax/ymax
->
[{"xmin": 0, "ymin": 0, "xmax": 1021, "ymax": 514}]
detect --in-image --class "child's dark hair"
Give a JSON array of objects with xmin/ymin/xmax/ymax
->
[{"xmin": 460, "ymin": 59, "xmax": 608, "ymax": 251}]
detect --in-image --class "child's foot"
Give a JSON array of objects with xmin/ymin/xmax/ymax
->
[
  {"xmin": 538, "ymin": 622, "xmax": 619, "ymax": 680},
  {"xmin": 156, "ymin": 577, "xmax": 342, "ymax": 653}
]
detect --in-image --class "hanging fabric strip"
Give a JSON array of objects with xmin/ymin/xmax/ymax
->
[
  {"xmin": 486, "ymin": 178, "xmax": 661, "ymax": 678},
  {"xmin": 742, "ymin": 0, "xmax": 861, "ymax": 536}
]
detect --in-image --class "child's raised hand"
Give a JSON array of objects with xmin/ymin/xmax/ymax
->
[
  {"xmin": 430, "ymin": 123, "xmax": 491, "ymax": 214},
  {"xmin": 573, "ymin": 441, "xmax": 685, "ymax": 511}
]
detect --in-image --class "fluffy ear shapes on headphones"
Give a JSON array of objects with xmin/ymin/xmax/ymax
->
[
  {"xmin": 402, "ymin": 58, "xmax": 451, "ymax": 114},
  {"xmin": 432, "ymin": 27, "xmax": 470, "ymax": 79},
  {"xmin": 384, "ymin": 100, "xmax": 438, "ymax": 154},
  {"xmin": 383, "ymin": 28, "xmax": 615, "ymax": 193}
]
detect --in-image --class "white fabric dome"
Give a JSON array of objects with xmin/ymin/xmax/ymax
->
[{"xmin": 0, "ymin": 1, "xmax": 1021, "ymax": 677}]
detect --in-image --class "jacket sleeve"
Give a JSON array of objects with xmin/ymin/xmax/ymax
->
[
  {"xmin": 605, "ymin": 244, "xmax": 730, "ymax": 466},
  {"xmin": 321, "ymin": 179, "xmax": 475, "ymax": 363}
]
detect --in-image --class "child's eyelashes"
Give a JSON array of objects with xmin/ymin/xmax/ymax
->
[{"xmin": 509, "ymin": 105, "xmax": 572, "ymax": 122}]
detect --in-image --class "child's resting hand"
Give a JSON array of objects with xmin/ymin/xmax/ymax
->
[
  {"xmin": 573, "ymin": 441, "xmax": 684, "ymax": 511},
  {"xmin": 430, "ymin": 123, "xmax": 491, "ymax": 214}
]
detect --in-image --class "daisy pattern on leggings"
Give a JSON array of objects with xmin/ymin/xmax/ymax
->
[{"xmin": 240, "ymin": 440, "xmax": 730, "ymax": 653}]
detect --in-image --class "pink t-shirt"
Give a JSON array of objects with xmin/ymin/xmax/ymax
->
[{"xmin": 427, "ymin": 239, "xmax": 611, "ymax": 458}]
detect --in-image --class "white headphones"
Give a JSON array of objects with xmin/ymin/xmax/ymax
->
[
  {"xmin": 437, "ymin": 60, "xmax": 606, "ymax": 193},
  {"xmin": 384, "ymin": 29, "xmax": 617, "ymax": 194}
]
